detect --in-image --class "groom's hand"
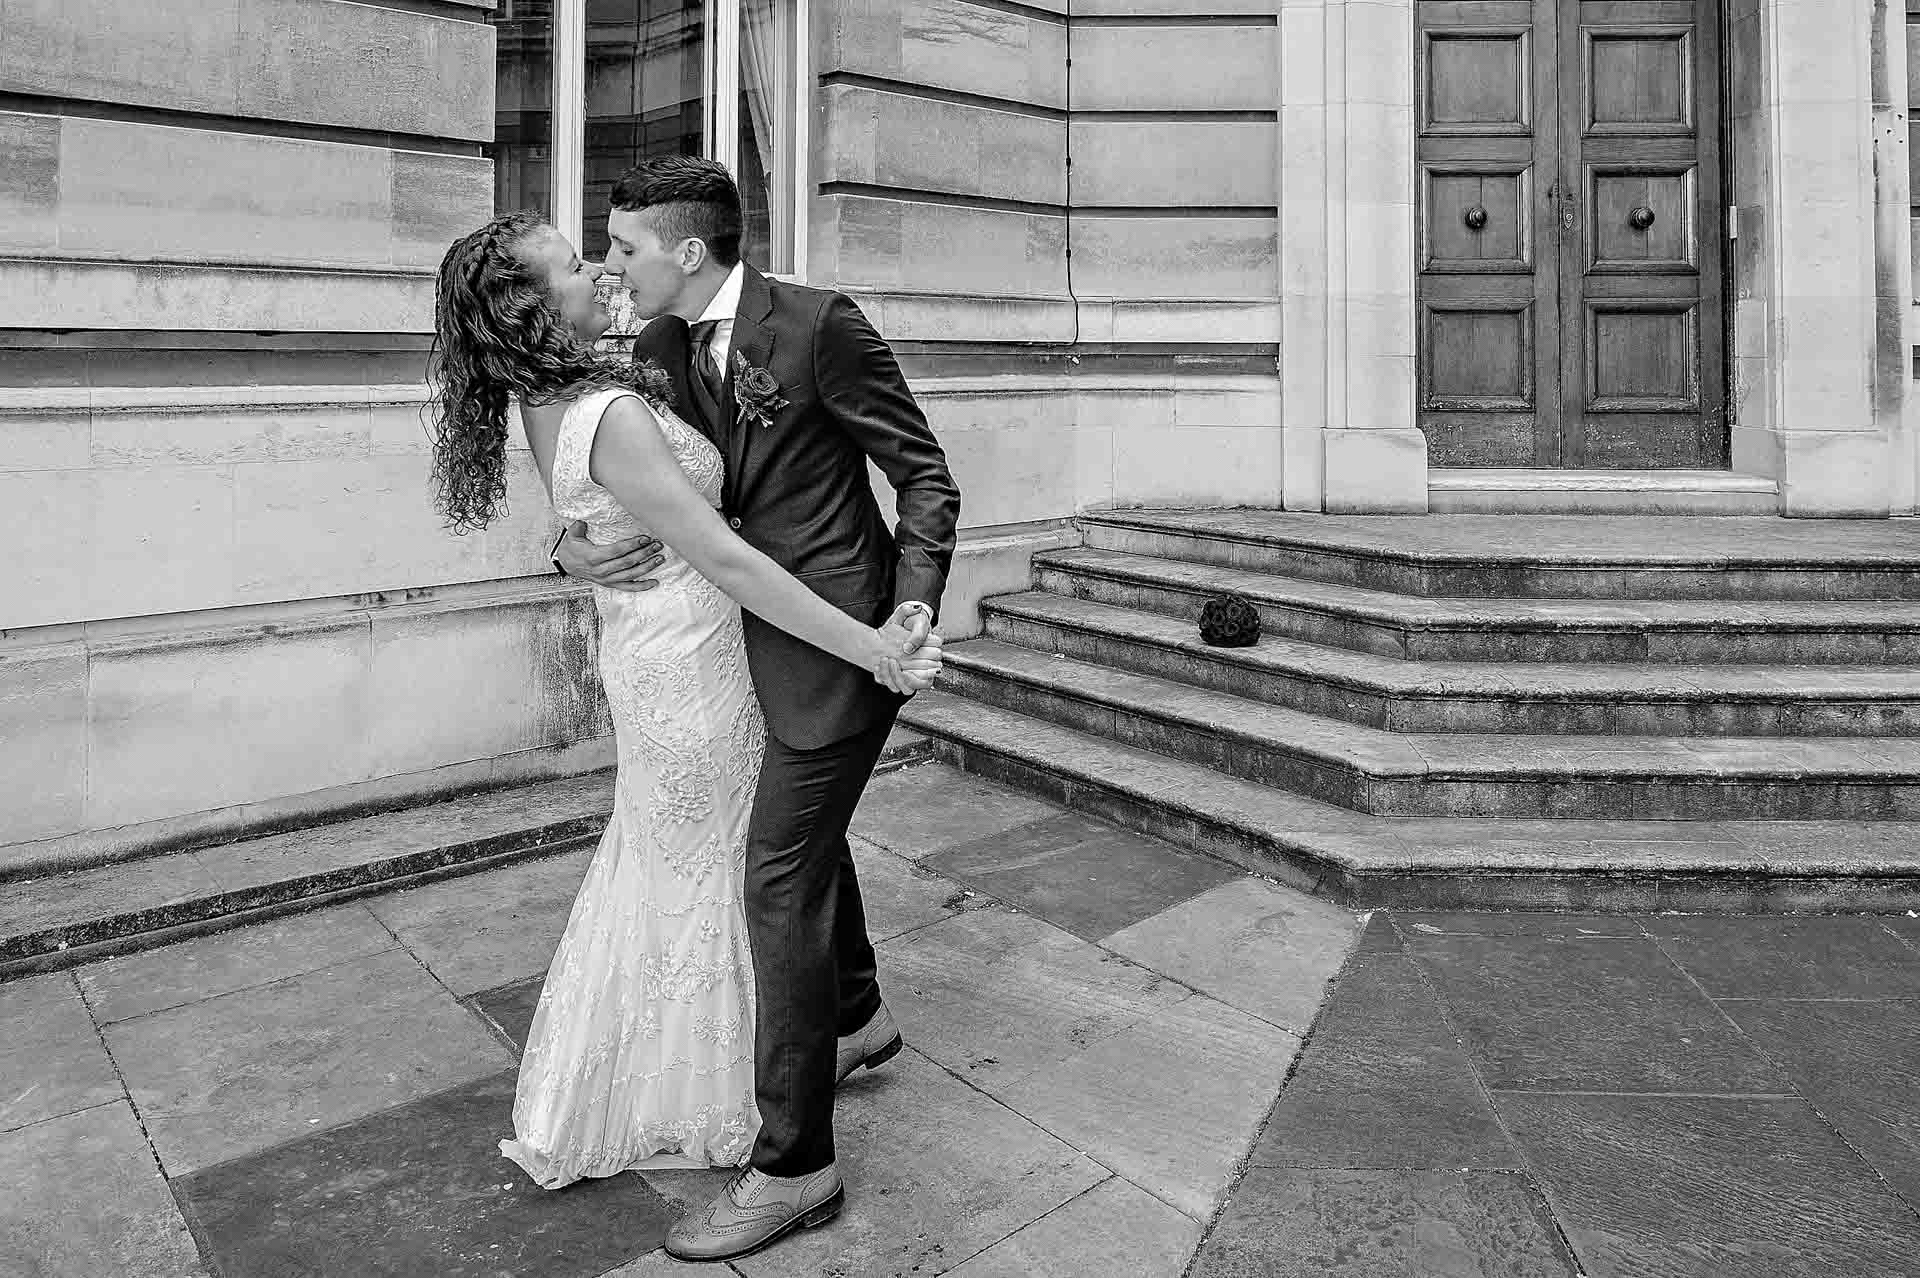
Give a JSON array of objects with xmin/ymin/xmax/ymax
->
[{"xmin": 554, "ymin": 521, "xmax": 665, "ymax": 592}]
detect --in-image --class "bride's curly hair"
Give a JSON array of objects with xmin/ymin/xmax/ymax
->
[{"xmin": 427, "ymin": 211, "xmax": 636, "ymax": 533}]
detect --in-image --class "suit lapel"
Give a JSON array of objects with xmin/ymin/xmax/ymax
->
[{"xmin": 721, "ymin": 265, "xmax": 777, "ymax": 509}]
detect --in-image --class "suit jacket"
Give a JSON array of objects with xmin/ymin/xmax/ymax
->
[{"xmin": 633, "ymin": 265, "xmax": 962, "ymax": 750}]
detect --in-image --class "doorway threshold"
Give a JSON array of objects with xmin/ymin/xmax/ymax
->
[{"xmin": 1429, "ymin": 468, "xmax": 1779, "ymax": 515}]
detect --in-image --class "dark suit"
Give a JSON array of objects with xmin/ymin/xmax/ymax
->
[{"xmin": 633, "ymin": 264, "xmax": 960, "ymax": 1175}]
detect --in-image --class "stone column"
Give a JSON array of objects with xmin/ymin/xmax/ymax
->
[
  {"xmin": 1754, "ymin": 0, "xmax": 1889, "ymax": 515},
  {"xmin": 1279, "ymin": 0, "xmax": 1426, "ymax": 513}
]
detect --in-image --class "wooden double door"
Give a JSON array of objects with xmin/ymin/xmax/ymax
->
[{"xmin": 1415, "ymin": 0, "xmax": 1725, "ymax": 468}]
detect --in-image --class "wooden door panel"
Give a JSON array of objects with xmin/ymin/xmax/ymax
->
[
  {"xmin": 1428, "ymin": 301, "xmax": 1539, "ymax": 408},
  {"xmin": 1559, "ymin": 0, "xmax": 1723, "ymax": 468},
  {"xmin": 1584, "ymin": 25, "xmax": 1694, "ymax": 135},
  {"xmin": 1587, "ymin": 162, "xmax": 1697, "ymax": 271},
  {"xmin": 1586, "ymin": 300, "xmax": 1700, "ymax": 410},
  {"xmin": 1422, "ymin": 27, "xmax": 1534, "ymax": 135},
  {"xmin": 1415, "ymin": 0, "xmax": 1556, "ymax": 466},
  {"xmin": 1423, "ymin": 164, "xmax": 1536, "ymax": 272}
]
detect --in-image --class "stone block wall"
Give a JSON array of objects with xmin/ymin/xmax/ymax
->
[
  {"xmin": 0, "ymin": 0, "xmax": 611, "ymax": 859},
  {"xmin": 811, "ymin": 0, "xmax": 1284, "ymax": 537}
]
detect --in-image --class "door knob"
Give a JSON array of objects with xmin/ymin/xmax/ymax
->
[
  {"xmin": 1463, "ymin": 205, "xmax": 1488, "ymax": 230},
  {"xmin": 1628, "ymin": 206, "xmax": 1656, "ymax": 231}
]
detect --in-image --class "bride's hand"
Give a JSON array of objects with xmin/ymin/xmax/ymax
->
[{"xmin": 874, "ymin": 633, "xmax": 943, "ymax": 695}]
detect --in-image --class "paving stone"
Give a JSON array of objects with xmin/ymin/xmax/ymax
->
[
  {"xmin": 943, "ymin": 1177, "xmax": 1201, "ymax": 1277},
  {"xmin": 1189, "ymin": 1167, "xmax": 1576, "ymax": 1278},
  {"xmin": 1404, "ymin": 935, "xmax": 1789, "ymax": 1093},
  {"xmin": 849, "ymin": 834, "xmax": 976, "ymax": 943},
  {"xmin": 994, "ymin": 990, "xmax": 1300, "ymax": 1219},
  {"xmin": 0, "ymin": 971, "xmax": 121, "ymax": 1133},
  {"xmin": 471, "ymin": 974, "xmax": 544, "ymax": 1052},
  {"xmin": 851, "ymin": 763, "xmax": 1062, "ymax": 861},
  {"xmin": 76, "ymin": 902, "xmax": 395, "ymax": 1024},
  {"xmin": 1496, "ymin": 1092, "xmax": 1920, "ymax": 1278},
  {"xmin": 0, "ymin": 1101, "xmax": 205, "ymax": 1278},
  {"xmin": 925, "ymin": 811, "xmax": 1239, "ymax": 941},
  {"xmin": 106, "ymin": 948, "xmax": 514, "ymax": 1175},
  {"xmin": 363, "ymin": 847, "xmax": 592, "ymax": 995},
  {"xmin": 732, "ymin": 1047, "xmax": 1107, "ymax": 1278},
  {"xmin": 1393, "ymin": 911, "xmax": 1646, "ymax": 939},
  {"xmin": 1099, "ymin": 878, "xmax": 1358, "ymax": 1033},
  {"xmin": 877, "ymin": 905, "xmax": 1188, "ymax": 1090},
  {"xmin": 1718, "ymin": 999, "xmax": 1920, "ymax": 1206},
  {"xmin": 1642, "ymin": 914, "xmax": 1920, "ymax": 999},
  {"xmin": 174, "ymin": 1069, "xmax": 674, "ymax": 1278},
  {"xmin": 1252, "ymin": 954, "xmax": 1518, "ymax": 1172}
]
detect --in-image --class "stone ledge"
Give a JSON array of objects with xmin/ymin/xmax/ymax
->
[{"xmin": 0, "ymin": 731, "xmax": 934, "ymax": 980}]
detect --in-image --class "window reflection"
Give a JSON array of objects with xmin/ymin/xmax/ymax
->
[
  {"xmin": 583, "ymin": 0, "xmax": 707, "ymax": 262},
  {"xmin": 489, "ymin": 0, "xmax": 554, "ymax": 218},
  {"xmin": 738, "ymin": 0, "xmax": 796, "ymax": 272}
]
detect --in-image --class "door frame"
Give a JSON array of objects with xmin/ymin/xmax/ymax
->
[{"xmin": 1278, "ymin": 0, "xmax": 1895, "ymax": 514}]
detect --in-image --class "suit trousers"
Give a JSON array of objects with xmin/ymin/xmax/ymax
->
[{"xmin": 744, "ymin": 713, "xmax": 895, "ymax": 1176}]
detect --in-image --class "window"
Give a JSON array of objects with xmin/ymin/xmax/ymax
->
[{"xmin": 487, "ymin": 0, "xmax": 804, "ymax": 287}]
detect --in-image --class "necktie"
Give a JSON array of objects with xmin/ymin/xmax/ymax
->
[{"xmin": 690, "ymin": 319, "xmax": 724, "ymax": 401}]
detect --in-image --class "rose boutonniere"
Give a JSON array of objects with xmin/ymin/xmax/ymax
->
[
  {"xmin": 631, "ymin": 358, "xmax": 676, "ymax": 415},
  {"xmin": 732, "ymin": 353, "xmax": 789, "ymax": 429}
]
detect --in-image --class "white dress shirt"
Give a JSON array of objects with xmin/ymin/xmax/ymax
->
[{"xmin": 692, "ymin": 262, "xmax": 746, "ymax": 380}]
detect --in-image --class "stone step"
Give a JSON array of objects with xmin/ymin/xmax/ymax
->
[
  {"xmin": 1426, "ymin": 468, "xmax": 1779, "ymax": 516},
  {"xmin": 1080, "ymin": 510, "xmax": 1920, "ymax": 600},
  {"xmin": 1034, "ymin": 547, "xmax": 1920, "ymax": 665},
  {"xmin": 940, "ymin": 639, "xmax": 1920, "ymax": 821},
  {"xmin": 0, "ymin": 731, "xmax": 933, "ymax": 979},
  {"xmin": 896, "ymin": 691, "xmax": 1920, "ymax": 912},
  {"xmin": 983, "ymin": 591, "xmax": 1920, "ymax": 737}
]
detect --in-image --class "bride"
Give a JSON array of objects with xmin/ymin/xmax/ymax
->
[{"xmin": 424, "ymin": 211, "xmax": 941, "ymax": 1185}]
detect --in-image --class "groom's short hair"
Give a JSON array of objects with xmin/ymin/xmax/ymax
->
[{"xmin": 610, "ymin": 156, "xmax": 744, "ymax": 268}]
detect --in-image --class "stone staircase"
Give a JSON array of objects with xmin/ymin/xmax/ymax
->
[{"xmin": 899, "ymin": 510, "xmax": 1920, "ymax": 912}]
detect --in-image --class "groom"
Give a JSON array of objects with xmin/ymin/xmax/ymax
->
[{"xmin": 554, "ymin": 156, "xmax": 961, "ymax": 1260}]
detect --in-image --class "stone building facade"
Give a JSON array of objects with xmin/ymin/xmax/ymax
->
[{"xmin": 1, "ymin": 0, "xmax": 1913, "ymax": 860}]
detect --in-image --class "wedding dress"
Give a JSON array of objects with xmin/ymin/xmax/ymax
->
[{"xmin": 500, "ymin": 386, "xmax": 763, "ymax": 1186}]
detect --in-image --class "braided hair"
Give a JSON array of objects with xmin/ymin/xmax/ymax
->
[{"xmin": 427, "ymin": 211, "xmax": 638, "ymax": 533}]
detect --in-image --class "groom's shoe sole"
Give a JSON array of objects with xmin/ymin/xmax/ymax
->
[
  {"xmin": 662, "ymin": 1187, "xmax": 846, "ymax": 1263},
  {"xmin": 836, "ymin": 1032, "xmax": 904, "ymax": 1085},
  {"xmin": 861, "ymin": 1034, "xmax": 904, "ymax": 1073}
]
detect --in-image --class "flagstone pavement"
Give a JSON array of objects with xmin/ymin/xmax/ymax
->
[{"xmin": 6, "ymin": 761, "xmax": 1920, "ymax": 1277}]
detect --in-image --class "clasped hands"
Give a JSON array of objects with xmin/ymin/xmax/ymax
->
[
  {"xmin": 555, "ymin": 524, "xmax": 944, "ymax": 697},
  {"xmin": 874, "ymin": 604, "xmax": 944, "ymax": 698}
]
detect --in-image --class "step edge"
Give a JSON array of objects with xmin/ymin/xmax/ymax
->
[
  {"xmin": 1078, "ymin": 514, "xmax": 1920, "ymax": 574},
  {"xmin": 1036, "ymin": 549, "xmax": 1920, "ymax": 630},
  {"xmin": 938, "ymin": 650, "xmax": 1920, "ymax": 783},
  {"xmin": 975, "ymin": 602, "xmax": 1920, "ymax": 703},
  {"xmin": 901, "ymin": 697, "xmax": 1920, "ymax": 886}
]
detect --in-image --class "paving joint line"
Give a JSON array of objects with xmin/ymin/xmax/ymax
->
[
  {"xmin": 1384, "ymin": 911, "xmax": 1592, "ymax": 1277},
  {"xmin": 1645, "ymin": 927, "xmax": 1920, "ymax": 1227}
]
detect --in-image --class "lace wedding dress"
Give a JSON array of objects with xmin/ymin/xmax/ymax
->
[{"xmin": 500, "ymin": 386, "xmax": 763, "ymax": 1186}]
